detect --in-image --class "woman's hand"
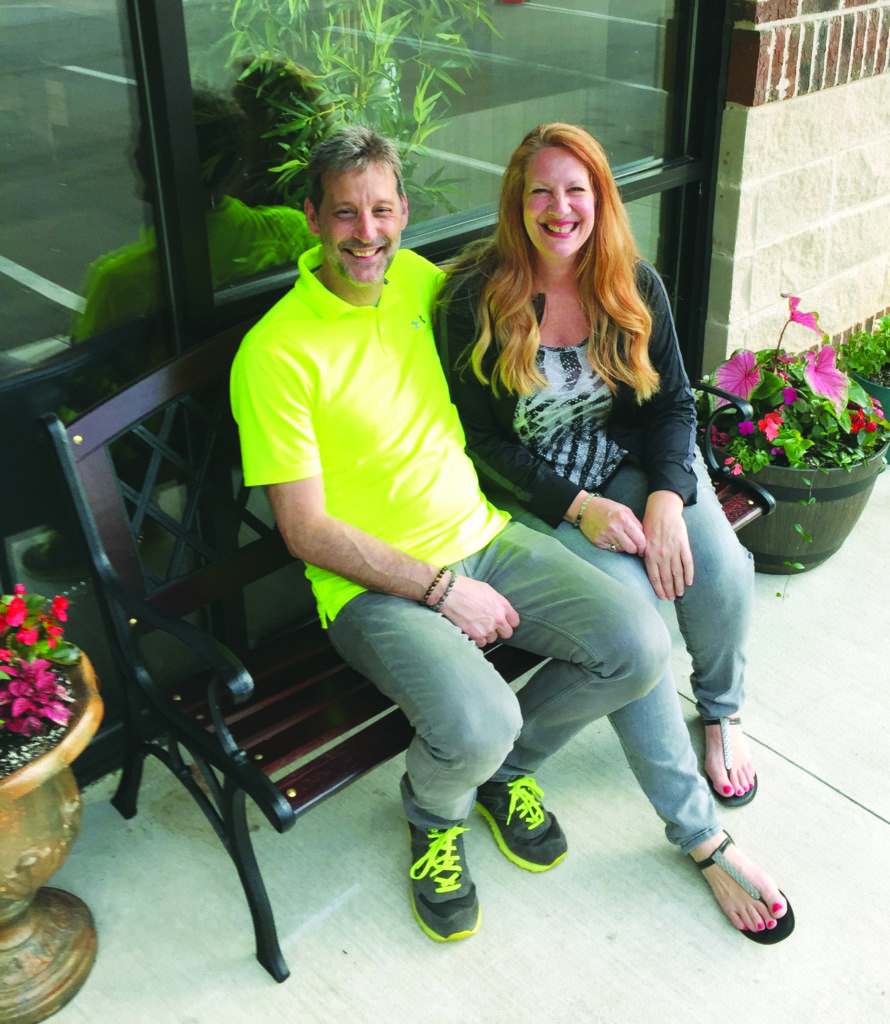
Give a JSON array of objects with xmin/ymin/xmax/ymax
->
[
  {"xmin": 641, "ymin": 490, "xmax": 694, "ymax": 600},
  {"xmin": 578, "ymin": 495, "xmax": 647, "ymax": 555}
]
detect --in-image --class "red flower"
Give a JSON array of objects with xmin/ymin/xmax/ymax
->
[
  {"xmin": 15, "ymin": 627, "xmax": 39, "ymax": 646},
  {"xmin": 4, "ymin": 596, "xmax": 27, "ymax": 628},
  {"xmin": 13, "ymin": 583, "xmax": 26, "ymax": 595},
  {"xmin": 758, "ymin": 411, "xmax": 784, "ymax": 441},
  {"xmin": 50, "ymin": 595, "xmax": 69, "ymax": 622}
]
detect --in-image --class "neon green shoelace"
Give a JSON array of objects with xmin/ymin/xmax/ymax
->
[
  {"xmin": 505, "ymin": 777, "xmax": 546, "ymax": 830},
  {"xmin": 410, "ymin": 826, "xmax": 469, "ymax": 894}
]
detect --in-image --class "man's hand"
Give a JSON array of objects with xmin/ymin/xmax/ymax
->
[
  {"xmin": 440, "ymin": 575, "xmax": 520, "ymax": 648},
  {"xmin": 641, "ymin": 490, "xmax": 694, "ymax": 600}
]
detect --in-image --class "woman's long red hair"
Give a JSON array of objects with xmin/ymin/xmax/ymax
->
[{"xmin": 446, "ymin": 123, "xmax": 658, "ymax": 400}]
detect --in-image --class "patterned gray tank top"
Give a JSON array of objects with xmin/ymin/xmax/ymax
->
[{"xmin": 514, "ymin": 341, "xmax": 626, "ymax": 491}]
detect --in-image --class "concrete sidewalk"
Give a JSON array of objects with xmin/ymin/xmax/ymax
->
[{"xmin": 51, "ymin": 470, "xmax": 890, "ymax": 1024}]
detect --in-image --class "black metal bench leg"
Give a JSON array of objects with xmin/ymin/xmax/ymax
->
[
  {"xmin": 110, "ymin": 690, "xmax": 147, "ymax": 819},
  {"xmin": 222, "ymin": 779, "xmax": 290, "ymax": 983}
]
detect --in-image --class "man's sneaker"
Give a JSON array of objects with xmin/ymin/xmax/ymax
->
[
  {"xmin": 475, "ymin": 776, "xmax": 567, "ymax": 872},
  {"xmin": 408, "ymin": 823, "xmax": 481, "ymax": 942}
]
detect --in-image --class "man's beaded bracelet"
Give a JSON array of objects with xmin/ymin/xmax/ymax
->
[
  {"xmin": 431, "ymin": 572, "xmax": 457, "ymax": 612},
  {"xmin": 573, "ymin": 492, "xmax": 599, "ymax": 529},
  {"xmin": 421, "ymin": 566, "xmax": 449, "ymax": 606}
]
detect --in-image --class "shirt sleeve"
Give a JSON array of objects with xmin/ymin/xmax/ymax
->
[
  {"xmin": 230, "ymin": 330, "xmax": 322, "ymax": 487},
  {"xmin": 627, "ymin": 262, "xmax": 699, "ymax": 504}
]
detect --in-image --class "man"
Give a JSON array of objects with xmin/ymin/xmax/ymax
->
[{"xmin": 230, "ymin": 126, "xmax": 668, "ymax": 943}]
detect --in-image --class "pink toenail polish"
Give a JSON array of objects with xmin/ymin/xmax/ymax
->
[
  {"xmin": 736, "ymin": 788, "xmax": 745, "ymax": 795},
  {"xmin": 767, "ymin": 920, "xmax": 776, "ymax": 929},
  {"xmin": 772, "ymin": 902, "xmax": 783, "ymax": 913},
  {"xmin": 756, "ymin": 922, "xmax": 764, "ymax": 931},
  {"xmin": 723, "ymin": 785, "xmax": 733, "ymax": 794}
]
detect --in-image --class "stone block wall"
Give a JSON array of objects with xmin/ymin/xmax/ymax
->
[{"xmin": 703, "ymin": 1, "xmax": 890, "ymax": 371}]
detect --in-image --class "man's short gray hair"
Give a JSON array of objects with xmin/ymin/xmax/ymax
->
[{"xmin": 306, "ymin": 125, "xmax": 404, "ymax": 210}]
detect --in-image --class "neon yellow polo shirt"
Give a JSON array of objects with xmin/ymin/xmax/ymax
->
[{"xmin": 230, "ymin": 245, "xmax": 508, "ymax": 623}]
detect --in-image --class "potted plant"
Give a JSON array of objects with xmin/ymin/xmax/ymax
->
[
  {"xmin": 699, "ymin": 295, "xmax": 890, "ymax": 573},
  {"xmin": 836, "ymin": 314, "xmax": 890, "ymax": 408},
  {"xmin": 0, "ymin": 586, "xmax": 103, "ymax": 1024}
]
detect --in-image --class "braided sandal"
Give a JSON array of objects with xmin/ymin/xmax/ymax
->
[
  {"xmin": 695, "ymin": 834, "xmax": 795, "ymax": 944},
  {"xmin": 701, "ymin": 715, "xmax": 758, "ymax": 806}
]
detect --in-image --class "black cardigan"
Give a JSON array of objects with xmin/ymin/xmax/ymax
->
[{"xmin": 434, "ymin": 260, "xmax": 699, "ymax": 528}]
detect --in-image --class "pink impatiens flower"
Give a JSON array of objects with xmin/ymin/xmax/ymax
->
[
  {"xmin": 738, "ymin": 420, "xmax": 755, "ymax": 435},
  {"xmin": 782, "ymin": 387, "xmax": 798, "ymax": 405}
]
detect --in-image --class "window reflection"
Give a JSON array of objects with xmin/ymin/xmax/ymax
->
[
  {"xmin": 0, "ymin": 0, "xmax": 145, "ymax": 377},
  {"xmin": 74, "ymin": 87, "xmax": 316, "ymax": 326},
  {"xmin": 188, "ymin": 0, "xmax": 681, "ymax": 233}
]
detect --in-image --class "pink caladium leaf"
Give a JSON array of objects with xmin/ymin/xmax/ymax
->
[
  {"xmin": 781, "ymin": 293, "xmax": 823, "ymax": 335},
  {"xmin": 713, "ymin": 349, "xmax": 760, "ymax": 400},
  {"xmin": 804, "ymin": 346, "xmax": 849, "ymax": 414}
]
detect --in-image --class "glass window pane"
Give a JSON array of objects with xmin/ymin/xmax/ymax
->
[
  {"xmin": 185, "ymin": 0, "xmax": 683, "ymax": 251},
  {"xmin": 0, "ymin": 0, "xmax": 162, "ymax": 390}
]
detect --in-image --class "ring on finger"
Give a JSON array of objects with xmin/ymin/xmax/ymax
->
[{"xmin": 608, "ymin": 543, "xmax": 618, "ymax": 552}]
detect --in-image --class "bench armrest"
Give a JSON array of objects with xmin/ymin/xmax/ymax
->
[
  {"xmin": 101, "ymin": 568, "xmax": 254, "ymax": 760},
  {"xmin": 694, "ymin": 381, "xmax": 776, "ymax": 517}
]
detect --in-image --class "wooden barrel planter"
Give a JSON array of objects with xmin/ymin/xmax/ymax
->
[{"xmin": 736, "ymin": 444, "xmax": 888, "ymax": 574}]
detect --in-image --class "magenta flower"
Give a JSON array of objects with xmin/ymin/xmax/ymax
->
[
  {"xmin": 738, "ymin": 420, "xmax": 755, "ymax": 435},
  {"xmin": 782, "ymin": 387, "xmax": 798, "ymax": 405},
  {"xmin": 781, "ymin": 294, "xmax": 823, "ymax": 335},
  {"xmin": 803, "ymin": 346, "xmax": 848, "ymax": 415},
  {"xmin": 714, "ymin": 349, "xmax": 760, "ymax": 400}
]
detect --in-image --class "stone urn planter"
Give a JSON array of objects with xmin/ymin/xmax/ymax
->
[
  {"xmin": 736, "ymin": 444, "xmax": 888, "ymax": 574},
  {"xmin": 0, "ymin": 656, "xmax": 103, "ymax": 1024}
]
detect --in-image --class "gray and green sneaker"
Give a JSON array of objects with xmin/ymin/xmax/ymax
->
[
  {"xmin": 475, "ymin": 776, "xmax": 567, "ymax": 872},
  {"xmin": 408, "ymin": 823, "xmax": 481, "ymax": 942}
]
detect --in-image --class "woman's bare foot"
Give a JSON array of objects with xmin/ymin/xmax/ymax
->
[
  {"xmin": 691, "ymin": 832, "xmax": 790, "ymax": 935},
  {"xmin": 704, "ymin": 718, "xmax": 756, "ymax": 799}
]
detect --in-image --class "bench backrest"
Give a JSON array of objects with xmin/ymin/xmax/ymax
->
[{"xmin": 45, "ymin": 323, "xmax": 299, "ymax": 643}]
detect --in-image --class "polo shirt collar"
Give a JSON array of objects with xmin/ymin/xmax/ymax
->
[{"xmin": 296, "ymin": 244, "xmax": 399, "ymax": 317}]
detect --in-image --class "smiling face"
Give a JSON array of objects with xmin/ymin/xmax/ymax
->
[
  {"xmin": 304, "ymin": 161, "xmax": 409, "ymax": 306},
  {"xmin": 522, "ymin": 146, "xmax": 596, "ymax": 269}
]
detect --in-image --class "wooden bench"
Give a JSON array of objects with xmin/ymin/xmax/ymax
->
[{"xmin": 43, "ymin": 323, "xmax": 773, "ymax": 983}]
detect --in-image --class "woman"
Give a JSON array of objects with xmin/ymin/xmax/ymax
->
[{"xmin": 435, "ymin": 123, "xmax": 792, "ymax": 941}]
